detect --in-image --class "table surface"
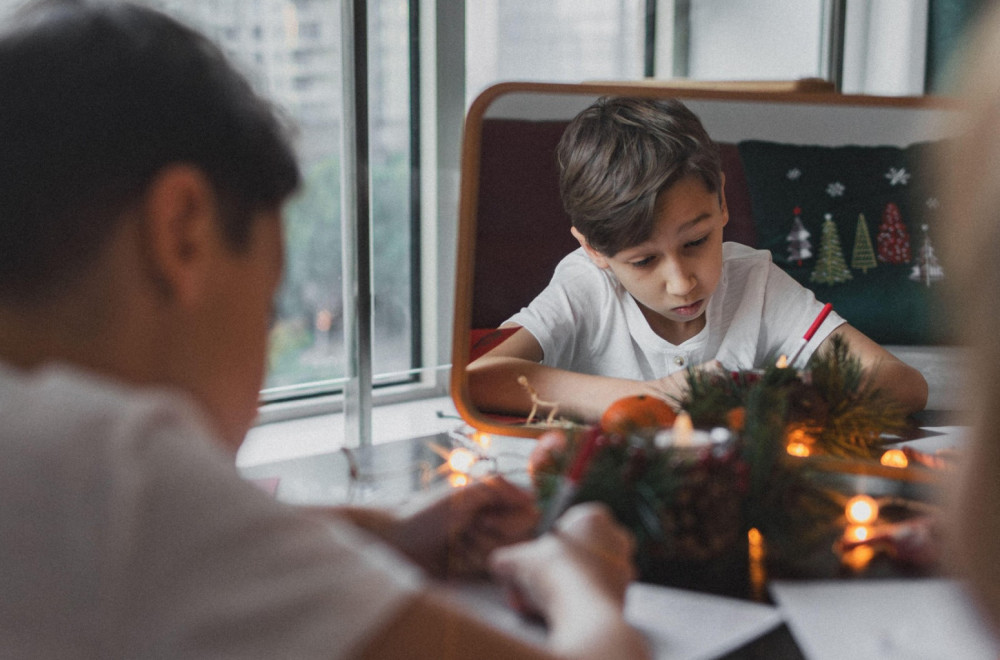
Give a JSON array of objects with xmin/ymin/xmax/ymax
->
[{"xmin": 239, "ymin": 413, "xmax": 992, "ymax": 660}]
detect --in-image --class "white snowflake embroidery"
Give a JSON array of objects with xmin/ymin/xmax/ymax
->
[
  {"xmin": 786, "ymin": 168, "xmax": 802, "ymax": 181},
  {"xmin": 885, "ymin": 167, "xmax": 911, "ymax": 186},
  {"xmin": 926, "ymin": 197, "xmax": 940, "ymax": 209},
  {"xmin": 825, "ymin": 181, "xmax": 845, "ymax": 197}
]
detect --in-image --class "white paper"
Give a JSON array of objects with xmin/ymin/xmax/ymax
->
[
  {"xmin": 624, "ymin": 582, "xmax": 783, "ymax": 660},
  {"xmin": 897, "ymin": 426, "xmax": 969, "ymax": 454},
  {"xmin": 443, "ymin": 581, "xmax": 782, "ymax": 660},
  {"xmin": 770, "ymin": 578, "xmax": 999, "ymax": 660}
]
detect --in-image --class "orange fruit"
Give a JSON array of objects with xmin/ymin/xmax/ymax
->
[{"xmin": 600, "ymin": 395, "xmax": 677, "ymax": 435}]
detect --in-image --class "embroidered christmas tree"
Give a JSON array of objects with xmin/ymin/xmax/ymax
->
[
  {"xmin": 810, "ymin": 214, "xmax": 853, "ymax": 285},
  {"xmin": 786, "ymin": 206, "xmax": 812, "ymax": 265},
  {"xmin": 851, "ymin": 213, "xmax": 877, "ymax": 274},
  {"xmin": 876, "ymin": 202, "xmax": 912, "ymax": 264},
  {"xmin": 909, "ymin": 224, "xmax": 944, "ymax": 286}
]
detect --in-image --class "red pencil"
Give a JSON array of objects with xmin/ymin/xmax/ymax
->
[{"xmin": 787, "ymin": 302, "xmax": 834, "ymax": 368}]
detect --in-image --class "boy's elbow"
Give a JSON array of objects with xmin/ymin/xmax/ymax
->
[{"xmin": 891, "ymin": 363, "xmax": 929, "ymax": 415}]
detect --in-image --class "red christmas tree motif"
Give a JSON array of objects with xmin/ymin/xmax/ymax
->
[{"xmin": 876, "ymin": 202, "xmax": 912, "ymax": 264}]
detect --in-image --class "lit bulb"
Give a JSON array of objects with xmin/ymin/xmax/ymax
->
[
  {"xmin": 786, "ymin": 442, "xmax": 811, "ymax": 457},
  {"xmin": 844, "ymin": 524, "xmax": 871, "ymax": 542},
  {"xmin": 747, "ymin": 527, "xmax": 764, "ymax": 559},
  {"xmin": 776, "ymin": 354, "xmax": 789, "ymax": 368},
  {"xmin": 841, "ymin": 544, "xmax": 876, "ymax": 572},
  {"xmin": 845, "ymin": 494, "xmax": 879, "ymax": 525},
  {"xmin": 448, "ymin": 473, "xmax": 469, "ymax": 488},
  {"xmin": 447, "ymin": 448, "xmax": 477, "ymax": 474},
  {"xmin": 880, "ymin": 449, "xmax": 908, "ymax": 468},
  {"xmin": 474, "ymin": 432, "xmax": 493, "ymax": 450}
]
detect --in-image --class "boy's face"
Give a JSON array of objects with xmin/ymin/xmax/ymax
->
[{"xmin": 575, "ymin": 175, "xmax": 728, "ymax": 345}]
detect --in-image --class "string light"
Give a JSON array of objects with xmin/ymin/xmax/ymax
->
[
  {"xmin": 447, "ymin": 447, "xmax": 478, "ymax": 474},
  {"xmin": 747, "ymin": 527, "xmax": 767, "ymax": 602},
  {"xmin": 786, "ymin": 442, "xmax": 811, "ymax": 457},
  {"xmin": 844, "ymin": 524, "xmax": 871, "ymax": 543},
  {"xmin": 841, "ymin": 544, "xmax": 876, "ymax": 572},
  {"xmin": 474, "ymin": 431, "xmax": 493, "ymax": 450},
  {"xmin": 845, "ymin": 494, "xmax": 879, "ymax": 525},
  {"xmin": 785, "ymin": 427, "xmax": 813, "ymax": 457},
  {"xmin": 880, "ymin": 448, "xmax": 909, "ymax": 468}
]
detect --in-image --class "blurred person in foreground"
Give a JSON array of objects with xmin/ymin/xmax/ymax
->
[
  {"xmin": 940, "ymin": 0, "xmax": 1000, "ymax": 642},
  {"xmin": 0, "ymin": 2, "xmax": 649, "ymax": 658}
]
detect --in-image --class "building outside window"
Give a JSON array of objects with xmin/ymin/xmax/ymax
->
[{"xmin": 41, "ymin": 0, "xmax": 423, "ymax": 405}]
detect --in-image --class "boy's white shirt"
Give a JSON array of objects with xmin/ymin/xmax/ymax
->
[{"xmin": 507, "ymin": 242, "xmax": 845, "ymax": 378}]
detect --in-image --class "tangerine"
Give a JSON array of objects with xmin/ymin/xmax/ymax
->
[{"xmin": 600, "ymin": 394, "xmax": 677, "ymax": 435}]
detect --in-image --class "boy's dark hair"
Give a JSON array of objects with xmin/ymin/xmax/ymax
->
[
  {"xmin": 557, "ymin": 96, "xmax": 721, "ymax": 257},
  {"xmin": 0, "ymin": 0, "xmax": 301, "ymax": 302}
]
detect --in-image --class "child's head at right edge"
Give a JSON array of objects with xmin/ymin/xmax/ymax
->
[{"xmin": 556, "ymin": 96, "xmax": 722, "ymax": 257}]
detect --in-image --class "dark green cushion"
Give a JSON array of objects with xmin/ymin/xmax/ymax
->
[{"xmin": 737, "ymin": 139, "xmax": 947, "ymax": 345}]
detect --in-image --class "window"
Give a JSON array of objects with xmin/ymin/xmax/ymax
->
[
  {"xmin": 75, "ymin": 0, "xmax": 425, "ymax": 408},
  {"xmin": 467, "ymin": 0, "xmax": 933, "ymax": 99},
  {"xmin": 466, "ymin": 0, "xmax": 646, "ymax": 105},
  {"xmin": 681, "ymin": 0, "xmax": 826, "ymax": 82}
]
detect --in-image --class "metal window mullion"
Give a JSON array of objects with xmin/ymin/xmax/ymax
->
[
  {"xmin": 822, "ymin": 0, "xmax": 847, "ymax": 91},
  {"xmin": 341, "ymin": 0, "xmax": 373, "ymax": 447},
  {"xmin": 643, "ymin": 0, "xmax": 657, "ymax": 77},
  {"xmin": 408, "ymin": 0, "xmax": 423, "ymax": 381}
]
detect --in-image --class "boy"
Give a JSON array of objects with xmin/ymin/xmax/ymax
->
[
  {"xmin": 468, "ymin": 96, "xmax": 928, "ymax": 423},
  {"xmin": 0, "ymin": 3, "xmax": 649, "ymax": 658}
]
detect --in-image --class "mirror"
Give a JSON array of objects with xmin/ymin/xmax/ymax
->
[{"xmin": 449, "ymin": 80, "xmax": 959, "ymax": 437}]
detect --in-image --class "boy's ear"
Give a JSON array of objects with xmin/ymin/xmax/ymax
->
[
  {"xmin": 571, "ymin": 226, "xmax": 610, "ymax": 269},
  {"xmin": 140, "ymin": 165, "xmax": 221, "ymax": 306}
]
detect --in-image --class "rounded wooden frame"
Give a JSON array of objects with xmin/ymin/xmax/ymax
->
[{"xmin": 449, "ymin": 80, "xmax": 956, "ymax": 438}]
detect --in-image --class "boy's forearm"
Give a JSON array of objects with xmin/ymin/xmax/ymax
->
[
  {"xmin": 868, "ymin": 359, "xmax": 929, "ymax": 416},
  {"xmin": 467, "ymin": 357, "xmax": 655, "ymax": 423}
]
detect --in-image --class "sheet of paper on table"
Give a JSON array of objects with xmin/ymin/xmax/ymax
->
[
  {"xmin": 444, "ymin": 580, "xmax": 782, "ymax": 660},
  {"xmin": 770, "ymin": 578, "xmax": 999, "ymax": 660},
  {"xmin": 897, "ymin": 426, "xmax": 969, "ymax": 453}
]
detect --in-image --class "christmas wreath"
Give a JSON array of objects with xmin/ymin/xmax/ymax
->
[{"xmin": 528, "ymin": 337, "xmax": 945, "ymax": 595}]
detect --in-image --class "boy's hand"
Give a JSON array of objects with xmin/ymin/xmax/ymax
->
[{"xmin": 648, "ymin": 359, "xmax": 724, "ymax": 405}]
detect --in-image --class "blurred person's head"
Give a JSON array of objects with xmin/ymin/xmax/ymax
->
[
  {"xmin": 0, "ymin": 1, "xmax": 301, "ymax": 448},
  {"xmin": 938, "ymin": 0, "xmax": 1000, "ymax": 636}
]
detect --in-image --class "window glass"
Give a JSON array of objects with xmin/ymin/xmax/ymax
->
[
  {"xmin": 685, "ymin": 0, "xmax": 824, "ymax": 81},
  {"xmin": 466, "ymin": 0, "xmax": 646, "ymax": 105},
  {"xmin": 5, "ymin": 0, "xmax": 419, "ymax": 400}
]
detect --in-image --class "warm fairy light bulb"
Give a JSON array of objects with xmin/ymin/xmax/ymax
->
[
  {"xmin": 785, "ymin": 428, "xmax": 812, "ymax": 457},
  {"xmin": 672, "ymin": 412, "xmax": 694, "ymax": 447},
  {"xmin": 841, "ymin": 544, "xmax": 876, "ymax": 572},
  {"xmin": 844, "ymin": 524, "xmax": 871, "ymax": 543},
  {"xmin": 776, "ymin": 354, "xmax": 789, "ymax": 368},
  {"xmin": 474, "ymin": 432, "xmax": 493, "ymax": 450},
  {"xmin": 880, "ymin": 449, "xmax": 909, "ymax": 468},
  {"xmin": 747, "ymin": 527, "xmax": 764, "ymax": 558},
  {"xmin": 447, "ymin": 448, "xmax": 477, "ymax": 474},
  {"xmin": 845, "ymin": 495, "xmax": 879, "ymax": 525},
  {"xmin": 786, "ymin": 442, "xmax": 811, "ymax": 457},
  {"xmin": 448, "ymin": 473, "xmax": 469, "ymax": 488}
]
